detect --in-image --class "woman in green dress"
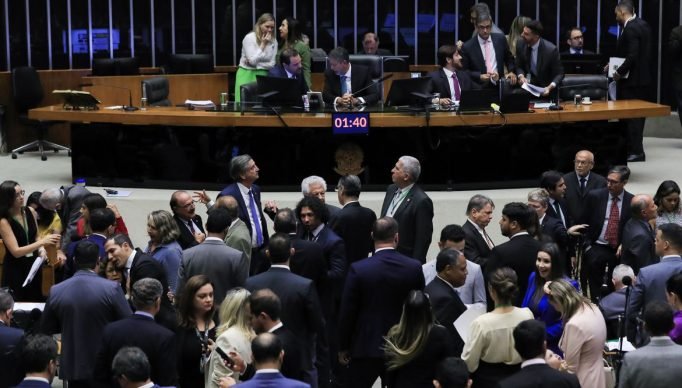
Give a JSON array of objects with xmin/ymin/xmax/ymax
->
[
  {"xmin": 234, "ymin": 13, "xmax": 277, "ymax": 103},
  {"xmin": 278, "ymin": 17, "xmax": 311, "ymax": 90}
]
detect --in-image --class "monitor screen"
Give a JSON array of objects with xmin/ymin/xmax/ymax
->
[
  {"xmin": 68, "ymin": 28, "xmax": 120, "ymax": 54},
  {"xmin": 385, "ymin": 77, "xmax": 433, "ymax": 107},
  {"xmin": 256, "ymin": 75, "xmax": 303, "ymax": 107},
  {"xmin": 560, "ymin": 54, "xmax": 606, "ymax": 74}
]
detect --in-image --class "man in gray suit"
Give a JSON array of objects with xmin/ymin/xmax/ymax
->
[
  {"xmin": 177, "ymin": 208, "xmax": 249, "ymax": 306},
  {"xmin": 216, "ymin": 195, "xmax": 253, "ymax": 266},
  {"xmin": 627, "ymin": 223, "xmax": 682, "ymax": 345},
  {"xmin": 619, "ymin": 301, "xmax": 682, "ymax": 387}
]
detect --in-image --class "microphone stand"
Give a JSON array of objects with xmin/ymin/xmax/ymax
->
[
  {"xmin": 615, "ymin": 279, "xmax": 632, "ymax": 387},
  {"xmin": 80, "ymin": 83, "xmax": 138, "ymax": 111}
]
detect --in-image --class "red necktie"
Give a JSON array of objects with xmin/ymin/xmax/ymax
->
[
  {"xmin": 452, "ymin": 73, "xmax": 461, "ymax": 100},
  {"xmin": 605, "ymin": 197, "xmax": 620, "ymax": 248}
]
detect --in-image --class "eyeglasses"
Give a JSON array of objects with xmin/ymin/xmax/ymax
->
[
  {"xmin": 15, "ymin": 190, "xmax": 25, "ymax": 198},
  {"xmin": 477, "ymin": 24, "xmax": 492, "ymax": 30},
  {"xmin": 606, "ymin": 179, "xmax": 622, "ymax": 185}
]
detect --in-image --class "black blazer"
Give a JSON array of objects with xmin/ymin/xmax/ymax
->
[
  {"xmin": 273, "ymin": 325, "xmax": 304, "ymax": 381},
  {"xmin": 322, "ymin": 64, "xmax": 380, "ymax": 106},
  {"xmin": 540, "ymin": 215, "xmax": 569, "ymax": 252},
  {"xmin": 461, "ymin": 32, "xmax": 516, "ymax": 81},
  {"xmin": 426, "ymin": 68, "xmax": 480, "ymax": 99},
  {"xmin": 129, "ymin": 250, "xmax": 177, "ymax": 331},
  {"xmin": 621, "ymin": 218, "xmax": 657, "ymax": 274},
  {"xmin": 546, "ymin": 198, "xmax": 572, "ymax": 228},
  {"xmin": 424, "ymin": 277, "xmax": 467, "ymax": 356},
  {"xmin": 380, "ymin": 184, "xmax": 434, "ymax": 263},
  {"xmin": 487, "ymin": 234, "xmax": 541, "ymax": 306},
  {"xmin": 311, "ymin": 225, "xmax": 347, "ymax": 282},
  {"xmin": 563, "ymin": 171, "xmax": 607, "ymax": 223},
  {"xmin": 462, "ymin": 219, "xmax": 493, "ymax": 269},
  {"xmin": 0, "ymin": 323, "xmax": 24, "ymax": 388},
  {"xmin": 173, "ymin": 213, "xmax": 205, "ymax": 250},
  {"xmin": 497, "ymin": 363, "xmax": 580, "ymax": 388},
  {"xmin": 218, "ymin": 183, "xmax": 269, "ymax": 246},
  {"xmin": 288, "ymin": 235, "xmax": 327, "ymax": 289},
  {"xmin": 515, "ymin": 38, "xmax": 564, "ymax": 88},
  {"xmin": 580, "ymin": 188, "xmax": 634, "ymax": 246},
  {"xmin": 267, "ymin": 64, "xmax": 309, "ymax": 95},
  {"xmin": 615, "ymin": 17, "xmax": 653, "ymax": 89},
  {"xmin": 94, "ymin": 313, "xmax": 177, "ymax": 387},
  {"xmin": 329, "ymin": 202, "xmax": 377, "ymax": 263}
]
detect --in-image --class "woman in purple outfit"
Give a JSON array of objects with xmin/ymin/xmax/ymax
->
[{"xmin": 665, "ymin": 272, "xmax": 682, "ymax": 344}]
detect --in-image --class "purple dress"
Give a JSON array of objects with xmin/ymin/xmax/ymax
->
[{"xmin": 670, "ymin": 310, "xmax": 682, "ymax": 344}]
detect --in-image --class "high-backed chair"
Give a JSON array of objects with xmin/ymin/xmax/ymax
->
[
  {"xmin": 348, "ymin": 54, "xmax": 384, "ymax": 100},
  {"xmin": 559, "ymin": 74, "xmax": 609, "ymax": 102},
  {"xmin": 310, "ymin": 48, "xmax": 328, "ymax": 73},
  {"xmin": 383, "ymin": 55, "xmax": 410, "ymax": 72},
  {"xmin": 167, "ymin": 54, "xmax": 214, "ymax": 74},
  {"xmin": 11, "ymin": 67, "xmax": 70, "ymax": 161},
  {"xmin": 92, "ymin": 57, "xmax": 139, "ymax": 76},
  {"xmin": 142, "ymin": 77, "xmax": 171, "ymax": 106},
  {"xmin": 240, "ymin": 82, "xmax": 259, "ymax": 112}
]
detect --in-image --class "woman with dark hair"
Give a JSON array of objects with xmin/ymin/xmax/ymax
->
[
  {"xmin": 0, "ymin": 181, "xmax": 60, "ymax": 301},
  {"xmin": 666, "ymin": 272, "xmax": 682, "ymax": 344},
  {"xmin": 461, "ymin": 267, "xmax": 533, "ymax": 388},
  {"xmin": 654, "ymin": 180, "xmax": 682, "ymax": 227},
  {"xmin": 98, "ymin": 256, "xmax": 125, "ymax": 290},
  {"xmin": 234, "ymin": 13, "xmax": 277, "ymax": 102},
  {"xmin": 75, "ymin": 193, "xmax": 128, "ymax": 239},
  {"xmin": 522, "ymin": 242, "xmax": 579, "ymax": 354},
  {"xmin": 144, "ymin": 210, "xmax": 183, "ymax": 293},
  {"xmin": 383, "ymin": 289, "xmax": 454, "ymax": 388},
  {"xmin": 176, "ymin": 274, "xmax": 216, "ymax": 388},
  {"xmin": 26, "ymin": 191, "xmax": 62, "ymax": 239},
  {"xmin": 546, "ymin": 279, "xmax": 606, "ymax": 387},
  {"xmin": 278, "ymin": 17, "xmax": 311, "ymax": 89}
]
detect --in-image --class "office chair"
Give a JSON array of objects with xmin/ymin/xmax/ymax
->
[
  {"xmin": 142, "ymin": 77, "xmax": 172, "ymax": 106},
  {"xmin": 240, "ymin": 82, "xmax": 259, "ymax": 112},
  {"xmin": 11, "ymin": 66, "xmax": 70, "ymax": 161},
  {"xmin": 349, "ymin": 54, "xmax": 384, "ymax": 100},
  {"xmin": 560, "ymin": 74, "xmax": 609, "ymax": 102}
]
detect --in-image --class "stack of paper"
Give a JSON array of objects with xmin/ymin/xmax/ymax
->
[{"xmin": 185, "ymin": 99, "xmax": 216, "ymax": 110}]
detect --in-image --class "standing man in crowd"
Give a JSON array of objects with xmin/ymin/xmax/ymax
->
[
  {"xmin": 562, "ymin": 150, "xmax": 607, "ymax": 223},
  {"xmin": 621, "ymin": 194, "xmax": 658, "ymax": 274},
  {"xmin": 515, "ymin": 20, "xmax": 564, "ymax": 97},
  {"xmin": 170, "ymin": 190, "xmax": 206, "ymax": 250},
  {"xmin": 462, "ymin": 195, "xmax": 495, "ymax": 268},
  {"xmin": 13, "ymin": 335, "xmax": 59, "ymax": 388},
  {"xmin": 0, "ymin": 288, "xmax": 24, "ymax": 387},
  {"xmin": 461, "ymin": 12, "xmax": 517, "ymax": 88},
  {"xmin": 329, "ymin": 174, "xmax": 376, "ymax": 263}
]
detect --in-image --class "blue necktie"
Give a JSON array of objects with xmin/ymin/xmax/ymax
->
[
  {"xmin": 248, "ymin": 189, "xmax": 263, "ymax": 246},
  {"xmin": 340, "ymin": 75, "xmax": 348, "ymax": 94}
]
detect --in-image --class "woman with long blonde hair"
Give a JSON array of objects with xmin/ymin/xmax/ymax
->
[
  {"xmin": 507, "ymin": 15, "xmax": 531, "ymax": 59},
  {"xmin": 144, "ymin": 210, "xmax": 183, "ymax": 292},
  {"xmin": 234, "ymin": 13, "xmax": 278, "ymax": 102}
]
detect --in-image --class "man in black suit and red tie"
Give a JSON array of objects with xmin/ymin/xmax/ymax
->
[
  {"xmin": 322, "ymin": 46, "xmax": 380, "ymax": 107},
  {"xmin": 515, "ymin": 20, "xmax": 564, "ymax": 97},
  {"xmin": 268, "ymin": 48, "xmax": 309, "ymax": 96},
  {"xmin": 462, "ymin": 194, "xmax": 496, "ymax": 269},
  {"xmin": 562, "ymin": 150, "xmax": 607, "ymax": 223},
  {"xmin": 170, "ymin": 190, "xmax": 206, "ymax": 250},
  {"xmin": 428, "ymin": 44, "xmax": 479, "ymax": 106}
]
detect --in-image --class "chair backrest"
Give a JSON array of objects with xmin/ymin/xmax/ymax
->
[
  {"xmin": 92, "ymin": 57, "xmax": 139, "ymax": 76},
  {"xmin": 12, "ymin": 66, "xmax": 44, "ymax": 112},
  {"xmin": 142, "ymin": 77, "xmax": 171, "ymax": 106},
  {"xmin": 116, "ymin": 57, "xmax": 140, "ymax": 75},
  {"xmin": 348, "ymin": 54, "xmax": 384, "ymax": 100},
  {"xmin": 168, "ymin": 54, "xmax": 214, "ymax": 74},
  {"xmin": 240, "ymin": 82, "xmax": 259, "ymax": 105},
  {"xmin": 560, "ymin": 74, "xmax": 609, "ymax": 102},
  {"xmin": 383, "ymin": 56, "xmax": 410, "ymax": 72}
]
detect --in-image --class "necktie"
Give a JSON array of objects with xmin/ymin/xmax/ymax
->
[
  {"xmin": 605, "ymin": 196, "xmax": 620, "ymax": 248},
  {"xmin": 387, "ymin": 189, "xmax": 402, "ymax": 217},
  {"xmin": 530, "ymin": 46, "xmax": 537, "ymax": 75},
  {"xmin": 580, "ymin": 177, "xmax": 587, "ymax": 193},
  {"xmin": 484, "ymin": 40, "xmax": 494, "ymax": 73},
  {"xmin": 553, "ymin": 201, "xmax": 566, "ymax": 227},
  {"xmin": 187, "ymin": 220, "xmax": 195, "ymax": 234},
  {"xmin": 451, "ymin": 73, "xmax": 461, "ymax": 101},
  {"xmin": 340, "ymin": 75, "xmax": 348, "ymax": 94},
  {"xmin": 248, "ymin": 189, "xmax": 264, "ymax": 246},
  {"xmin": 482, "ymin": 229, "xmax": 495, "ymax": 249}
]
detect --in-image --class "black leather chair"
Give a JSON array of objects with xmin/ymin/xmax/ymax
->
[
  {"xmin": 383, "ymin": 55, "xmax": 409, "ymax": 72},
  {"xmin": 240, "ymin": 82, "xmax": 259, "ymax": 112},
  {"xmin": 11, "ymin": 67, "xmax": 70, "ymax": 161},
  {"xmin": 348, "ymin": 54, "xmax": 384, "ymax": 101},
  {"xmin": 92, "ymin": 57, "xmax": 139, "ymax": 76},
  {"xmin": 559, "ymin": 74, "xmax": 609, "ymax": 102},
  {"xmin": 142, "ymin": 77, "xmax": 171, "ymax": 106},
  {"xmin": 310, "ymin": 48, "xmax": 328, "ymax": 73},
  {"xmin": 167, "ymin": 54, "xmax": 214, "ymax": 74}
]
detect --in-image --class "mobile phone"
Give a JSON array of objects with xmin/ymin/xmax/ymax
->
[{"xmin": 215, "ymin": 347, "xmax": 235, "ymax": 368}]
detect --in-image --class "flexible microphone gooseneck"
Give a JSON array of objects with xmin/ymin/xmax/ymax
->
[{"xmin": 80, "ymin": 83, "xmax": 138, "ymax": 111}]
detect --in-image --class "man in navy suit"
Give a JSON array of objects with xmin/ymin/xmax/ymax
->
[
  {"xmin": 338, "ymin": 217, "xmax": 425, "ymax": 388},
  {"xmin": 0, "ymin": 289, "xmax": 24, "ymax": 388},
  {"xmin": 428, "ymin": 45, "xmax": 479, "ymax": 106},
  {"xmin": 461, "ymin": 12, "xmax": 517, "ymax": 88},
  {"xmin": 527, "ymin": 188, "xmax": 569, "ymax": 253},
  {"xmin": 94, "ymin": 278, "xmax": 177, "ymax": 387},
  {"xmin": 322, "ymin": 46, "xmax": 380, "ymax": 107},
  {"xmin": 65, "ymin": 207, "xmax": 116, "ymax": 277},
  {"xmin": 329, "ymin": 174, "xmax": 377, "ymax": 263},
  {"xmin": 236, "ymin": 333, "xmax": 310, "ymax": 388},
  {"xmin": 515, "ymin": 20, "xmax": 564, "ymax": 97},
  {"xmin": 540, "ymin": 170, "xmax": 571, "ymax": 229},
  {"xmin": 562, "ymin": 150, "xmax": 607, "ymax": 223},
  {"xmin": 41, "ymin": 241, "xmax": 132, "ymax": 387},
  {"xmin": 218, "ymin": 154, "xmax": 270, "ymax": 275},
  {"xmin": 268, "ymin": 48, "xmax": 309, "ymax": 96},
  {"xmin": 462, "ymin": 194, "xmax": 496, "ymax": 268},
  {"xmin": 498, "ymin": 320, "xmax": 580, "ymax": 388},
  {"xmin": 170, "ymin": 190, "xmax": 206, "ymax": 250},
  {"xmin": 110, "ymin": 346, "xmax": 170, "ymax": 388},
  {"xmin": 13, "ymin": 334, "xmax": 59, "ymax": 388},
  {"xmin": 621, "ymin": 194, "xmax": 658, "ymax": 274}
]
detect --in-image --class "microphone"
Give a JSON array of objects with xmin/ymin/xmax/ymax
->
[
  {"xmin": 80, "ymin": 83, "xmax": 139, "ymax": 111},
  {"xmin": 490, "ymin": 103, "xmax": 501, "ymax": 113},
  {"xmin": 350, "ymin": 73, "xmax": 394, "ymax": 98},
  {"xmin": 600, "ymin": 262, "xmax": 611, "ymax": 298},
  {"xmin": 622, "ymin": 276, "xmax": 632, "ymax": 287},
  {"xmin": 548, "ymin": 83, "xmax": 593, "ymax": 111}
]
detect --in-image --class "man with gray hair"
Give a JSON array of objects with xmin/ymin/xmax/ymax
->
[
  {"xmin": 463, "ymin": 194, "xmax": 495, "ymax": 267},
  {"xmin": 600, "ymin": 264, "xmax": 635, "ymax": 325},
  {"xmin": 621, "ymin": 194, "xmax": 658, "ymax": 274},
  {"xmin": 380, "ymin": 155, "xmax": 433, "ymax": 263},
  {"xmin": 94, "ymin": 278, "xmax": 177, "ymax": 387},
  {"xmin": 111, "ymin": 347, "xmax": 162, "ymax": 388},
  {"xmin": 301, "ymin": 175, "xmax": 340, "ymax": 217},
  {"xmin": 39, "ymin": 184, "xmax": 91, "ymax": 258},
  {"xmin": 0, "ymin": 288, "xmax": 24, "ymax": 387},
  {"xmin": 461, "ymin": 11, "xmax": 517, "ymax": 87},
  {"xmin": 329, "ymin": 175, "xmax": 377, "ymax": 263}
]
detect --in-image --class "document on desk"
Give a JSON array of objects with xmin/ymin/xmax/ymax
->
[
  {"xmin": 609, "ymin": 57, "xmax": 629, "ymax": 78},
  {"xmin": 455, "ymin": 303, "xmax": 486, "ymax": 343},
  {"xmin": 521, "ymin": 82, "xmax": 545, "ymax": 97},
  {"xmin": 22, "ymin": 257, "xmax": 46, "ymax": 287}
]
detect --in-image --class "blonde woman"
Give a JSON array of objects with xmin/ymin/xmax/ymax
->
[
  {"xmin": 144, "ymin": 210, "xmax": 183, "ymax": 292},
  {"xmin": 546, "ymin": 279, "xmax": 607, "ymax": 387},
  {"xmin": 507, "ymin": 15, "xmax": 531, "ymax": 59},
  {"xmin": 205, "ymin": 287, "xmax": 256, "ymax": 387},
  {"xmin": 234, "ymin": 13, "xmax": 278, "ymax": 102}
]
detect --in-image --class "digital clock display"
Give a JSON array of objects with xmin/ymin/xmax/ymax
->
[{"xmin": 331, "ymin": 112, "xmax": 370, "ymax": 135}]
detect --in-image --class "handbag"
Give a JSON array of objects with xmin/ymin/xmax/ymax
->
[{"xmin": 603, "ymin": 357, "xmax": 616, "ymax": 388}]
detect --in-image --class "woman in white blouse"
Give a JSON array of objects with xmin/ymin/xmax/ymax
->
[{"xmin": 234, "ymin": 13, "xmax": 277, "ymax": 102}]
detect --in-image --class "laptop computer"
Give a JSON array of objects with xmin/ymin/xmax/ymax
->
[
  {"xmin": 458, "ymin": 89, "xmax": 498, "ymax": 113},
  {"xmin": 500, "ymin": 92, "xmax": 532, "ymax": 113}
]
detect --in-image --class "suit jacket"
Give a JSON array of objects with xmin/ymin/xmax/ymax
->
[
  {"xmin": 487, "ymin": 234, "xmax": 541, "ymax": 306},
  {"xmin": 599, "ymin": 286, "xmax": 627, "ymax": 321},
  {"xmin": 94, "ymin": 313, "xmax": 177, "ymax": 387},
  {"xmin": 338, "ymin": 248, "xmax": 425, "ymax": 358},
  {"xmin": 322, "ymin": 64, "xmax": 380, "ymax": 106},
  {"xmin": 268, "ymin": 64, "xmax": 309, "ymax": 96},
  {"xmin": 561, "ymin": 49, "xmax": 595, "ymax": 55},
  {"xmin": 515, "ymin": 38, "xmax": 564, "ymax": 88},
  {"xmin": 286, "ymin": 235, "xmax": 328, "ymax": 311},
  {"xmin": 669, "ymin": 25, "xmax": 682, "ymax": 91},
  {"xmin": 328, "ymin": 201, "xmax": 376, "ymax": 263},
  {"xmin": 218, "ymin": 183, "xmax": 269, "ymax": 246},
  {"xmin": 619, "ymin": 337, "xmax": 682, "ymax": 387},
  {"xmin": 129, "ymin": 250, "xmax": 177, "ymax": 331},
  {"xmin": 11, "ymin": 380, "xmax": 52, "ymax": 388},
  {"xmin": 234, "ymin": 371, "xmax": 310, "ymax": 388},
  {"xmin": 621, "ymin": 218, "xmax": 657, "ymax": 274},
  {"xmin": 173, "ymin": 213, "xmax": 205, "ymax": 250},
  {"xmin": 540, "ymin": 214, "xmax": 568, "ymax": 252},
  {"xmin": 64, "ymin": 233, "xmax": 108, "ymax": 278},
  {"xmin": 424, "ymin": 277, "xmax": 467, "ymax": 356},
  {"xmin": 462, "ymin": 219, "xmax": 493, "ymax": 268},
  {"xmin": 580, "ymin": 188, "xmax": 634, "ymax": 246},
  {"xmin": 225, "ymin": 218, "xmax": 252, "ymax": 264},
  {"xmin": 273, "ymin": 325, "xmax": 305, "ymax": 381},
  {"xmin": 311, "ymin": 225, "xmax": 346, "ymax": 282},
  {"xmin": 245, "ymin": 267, "xmax": 324, "ymax": 370},
  {"xmin": 461, "ymin": 33, "xmax": 516, "ymax": 82},
  {"xmin": 58, "ymin": 184, "xmax": 91, "ymax": 250},
  {"xmin": 178, "ymin": 239, "xmax": 249, "ymax": 305},
  {"xmin": 497, "ymin": 363, "xmax": 580, "ymax": 388},
  {"xmin": 40, "ymin": 271, "xmax": 132, "ymax": 380},
  {"xmin": 380, "ymin": 184, "xmax": 434, "ymax": 263},
  {"xmin": 546, "ymin": 197, "xmax": 571, "ymax": 228},
  {"xmin": 615, "ymin": 17, "xmax": 653, "ymax": 91},
  {"xmin": 0, "ymin": 322, "xmax": 24, "ymax": 388},
  {"xmin": 426, "ymin": 68, "xmax": 480, "ymax": 99},
  {"xmin": 563, "ymin": 171, "xmax": 607, "ymax": 223}
]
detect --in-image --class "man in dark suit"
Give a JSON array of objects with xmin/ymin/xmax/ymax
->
[
  {"xmin": 428, "ymin": 45, "xmax": 480, "ymax": 106},
  {"xmin": 245, "ymin": 233, "xmax": 324, "ymax": 388},
  {"xmin": 461, "ymin": 12, "xmax": 517, "ymax": 88},
  {"xmin": 236, "ymin": 333, "xmax": 311, "ymax": 388},
  {"xmin": 580, "ymin": 165, "xmax": 634, "ymax": 301},
  {"xmin": 41, "ymin": 241, "xmax": 132, "ymax": 387},
  {"xmin": 301, "ymin": 175, "xmax": 340, "ymax": 218},
  {"xmin": 599, "ymin": 264, "xmax": 635, "ymax": 338},
  {"xmin": 64, "ymin": 207, "xmax": 116, "ymax": 278},
  {"xmin": 250, "ymin": 289, "xmax": 304, "ymax": 381},
  {"xmin": 94, "ymin": 278, "xmax": 177, "ymax": 387},
  {"xmin": 322, "ymin": 46, "xmax": 380, "ymax": 107},
  {"xmin": 433, "ymin": 357, "xmax": 471, "ymax": 388},
  {"xmin": 170, "ymin": 190, "xmax": 205, "ymax": 250},
  {"xmin": 462, "ymin": 194, "xmax": 496, "ymax": 268},
  {"xmin": 621, "ymin": 194, "xmax": 658, "ymax": 274},
  {"xmin": 268, "ymin": 48, "xmax": 309, "ymax": 96},
  {"xmin": 218, "ymin": 154, "xmax": 270, "ymax": 274},
  {"xmin": 527, "ymin": 189, "xmax": 569, "ymax": 252},
  {"xmin": 105, "ymin": 234, "xmax": 177, "ymax": 331},
  {"xmin": 562, "ymin": 150, "xmax": 607, "ymax": 223},
  {"xmin": 178, "ymin": 208, "xmax": 249, "ymax": 306},
  {"xmin": 498, "ymin": 320, "xmax": 580, "ymax": 388},
  {"xmin": 13, "ymin": 334, "xmax": 59, "ymax": 388},
  {"xmin": 338, "ymin": 217, "xmax": 425, "ymax": 388},
  {"xmin": 613, "ymin": 1, "xmax": 653, "ymax": 162},
  {"xmin": 329, "ymin": 174, "xmax": 376, "ymax": 263},
  {"xmin": 380, "ymin": 155, "xmax": 434, "ymax": 263},
  {"xmin": 516, "ymin": 20, "xmax": 564, "ymax": 97},
  {"xmin": 358, "ymin": 32, "xmax": 392, "ymax": 56},
  {"xmin": 110, "ymin": 346, "xmax": 170, "ymax": 388},
  {"xmin": 562, "ymin": 27, "xmax": 595, "ymax": 55},
  {"xmin": 0, "ymin": 289, "xmax": 24, "ymax": 388},
  {"xmin": 425, "ymin": 248, "xmax": 468, "ymax": 356},
  {"xmin": 540, "ymin": 170, "xmax": 571, "ymax": 229},
  {"xmin": 670, "ymin": 24, "xmax": 682, "ymax": 128},
  {"xmin": 487, "ymin": 202, "xmax": 541, "ymax": 306}
]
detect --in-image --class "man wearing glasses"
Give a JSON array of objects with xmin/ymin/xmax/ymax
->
[
  {"xmin": 562, "ymin": 27, "xmax": 595, "ymax": 55},
  {"xmin": 461, "ymin": 12, "xmax": 517, "ymax": 88},
  {"xmin": 170, "ymin": 191, "xmax": 206, "ymax": 250},
  {"xmin": 563, "ymin": 150, "xmax": 607, "ymax": 225}
]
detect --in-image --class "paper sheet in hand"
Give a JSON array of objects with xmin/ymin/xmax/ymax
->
[
  {"xmin": 22, "ymin": 257, "xmax": 46, "ymax": 287},
  {"xmin": 455, "ymin": 303, "xmax": 486, "ymax": 343},
  {"xmin": 608, "ymin": 57, "xmax": 629, "ymax": 79},
  {"xmin": 521, "ymin": 82, "xmax": 545, "ymax": 97},
  {"xmin": 606, "ymin": 338, "xmax": 636, "ymax": 352}
]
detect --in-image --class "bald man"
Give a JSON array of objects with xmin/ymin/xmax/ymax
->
[
  {"xmin": 621, "ymin": 194, "xmax": 658, "ymax": 274},
  {"xmin": 215, "ymin": 195, "xmax": 252, "ymax": 264},
  {"xmin": 562, "ymin": 150, "xmax": 607, "ymax": 222}
]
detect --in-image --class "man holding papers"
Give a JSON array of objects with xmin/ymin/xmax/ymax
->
[{"xmin": 515, "ymin": 20, "xmax": 564, "ymax": 97}]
